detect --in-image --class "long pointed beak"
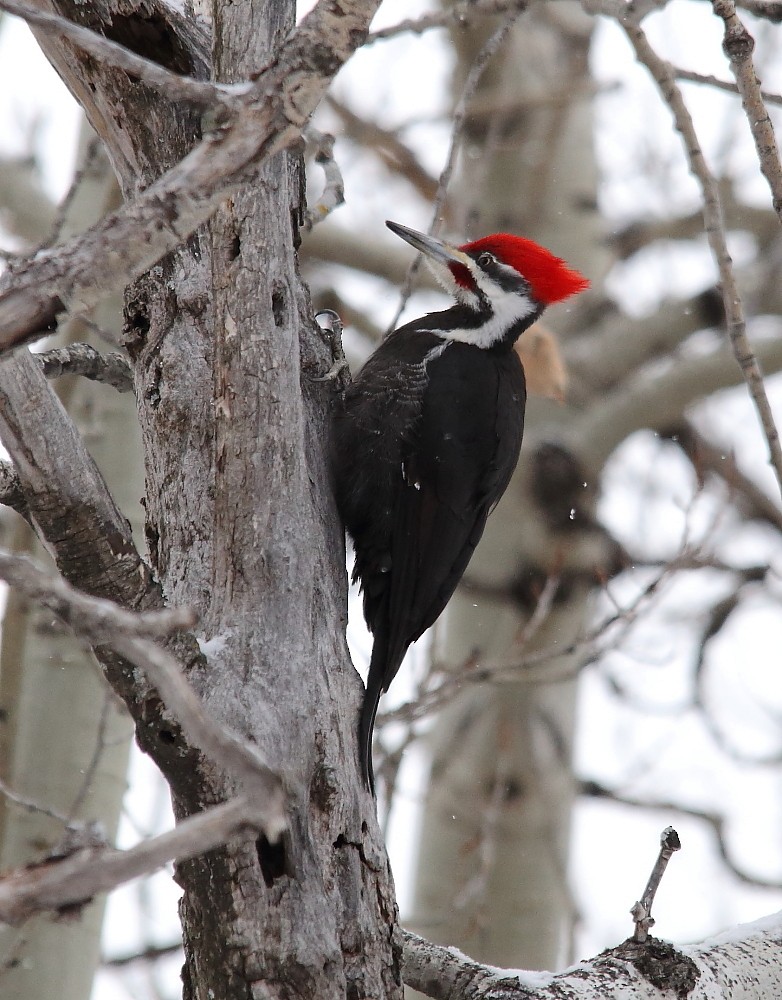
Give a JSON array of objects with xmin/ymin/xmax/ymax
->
[{"xmin": 386, "ymin": 220, "xmax": 472, "ymax": 268}]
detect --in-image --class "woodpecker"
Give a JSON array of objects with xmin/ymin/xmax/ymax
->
[{"xmin": 333, "ymin": 221, "xmax": 588, "ymax": 793}]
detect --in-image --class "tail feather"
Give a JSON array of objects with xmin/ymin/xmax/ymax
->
[
  {"xmin": 359, "ymin": 666, "xmax": 383, "ymax": 795},
  {"xmin": 359, "ymin": 618, "xmax": 407, "ymax": 796}
]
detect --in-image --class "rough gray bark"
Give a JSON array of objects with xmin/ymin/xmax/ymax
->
[
  {"xmin": 0, "ymin": 0, "xmax": 401, "ymax": 996},
  {"xmin": 402, "ymin": 918, "xmax": 782, "ymax": 999}
]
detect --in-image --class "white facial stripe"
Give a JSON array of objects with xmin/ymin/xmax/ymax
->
[
  {"xmin": 442, "ymin": 287, "xmax": 536, "ymax": 347},
  {"xmin": 426, "ymin": 254, "xmax": 535, "ymax": 346}
]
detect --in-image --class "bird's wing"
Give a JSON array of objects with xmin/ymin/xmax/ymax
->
[{"xmin": 380, "ymin": 343, "xmax": 526, "ymax": 689}]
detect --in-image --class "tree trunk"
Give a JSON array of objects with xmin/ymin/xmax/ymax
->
[
  {"xmin": 125, "ymin": 1, "xmax": 401, "ymax": 995},
  {"xmin": 0, "ymin": 0, "xmax": 399, "ymax": 995}
]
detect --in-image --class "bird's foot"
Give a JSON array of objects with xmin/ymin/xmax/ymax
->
[{"xmin": 310, "ymin": 309, "xmax": 351, "ymax": 387}]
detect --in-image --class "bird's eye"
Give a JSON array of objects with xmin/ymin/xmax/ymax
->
[{"xmin": 477, "ymin": 252, "xmax": 497, "ymax": 268}]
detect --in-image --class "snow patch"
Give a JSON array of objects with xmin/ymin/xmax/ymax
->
[{"xmin": 197, "ymin": 632, "xmax": 231, "ymax": 659}]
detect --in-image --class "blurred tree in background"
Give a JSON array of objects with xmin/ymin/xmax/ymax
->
[{"xmin": 0, "ymin": 1, "xmax": 781, "ymax": 998}]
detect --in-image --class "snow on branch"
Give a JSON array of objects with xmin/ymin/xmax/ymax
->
[
  {"xmin": 0, "ymin": 0, "xmax": 382, "ymax": 352},
  {"xmin": 401, "ymin": 912, "xmax": 782, "ymax": 998}
]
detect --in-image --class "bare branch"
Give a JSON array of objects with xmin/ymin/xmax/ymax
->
[
  {"xmin": 0, "ymin": 0, "xmax": 382, "ymax": 353},
  {"xmin": 366, "ymin": 0, "xmax": 527, "ymax": 44},
  {"xmin": 0, "ymin": 547, "xmax": 286, "ymax": 815},
  {"xmin": 37, "ymin": 342, "xmax": 134, "ymax": 392},
  {"xmin": 0, "ymin": 549, "xmax": 193, "ymax": 640},
  {"xmin": 630, "ymin": 827, "xmax": 682, "ymax": 943},
  {"xmin": 325, "ymin": 96, "xmax": 438, "ymax": 201},
  {"xmin": 581, "ymin": 2, "xmax": 782, "ymax": 495},
  {"xmin": 0, "ymin": 797, "xmax": 267, "ymax": 926},
  {"xmin": 402, "ymin": 912, "xmax": 782, "ymax": 998},
  {"xmin": 302, "ymin": 129, "xmax": 345, "ymax": 231},
  {"xmin": 570, "ymin": 333, "xmax": 782, "ymax": 473},
  {"xmin": 386, "ymin": 9, "xmax": 523, "ymax": 332},
  {"xmin": 712, "ymin": 0, "xmax": 782, "ymax": 217},
  {"xmin": 0, "ymin": 0, "xmax": 220, "ymax": 107},
  {"xmin": 676, "ymin": 66, "xmax": 782, "ymax": 106},
  {"xmin": 628, "ymin": 14, "xmax": 782, "ymax": 492}
]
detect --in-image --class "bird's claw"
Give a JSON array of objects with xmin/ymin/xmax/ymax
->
[{"xmin": 312, "ymin": 309, "xmax": 351, "ymax": 386}]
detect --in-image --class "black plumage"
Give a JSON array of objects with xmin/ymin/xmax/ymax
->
[
  {"xmin": 332, "ymin": 221, "xmax": 588, "ymax": 793},
  {"xmin": 334, "ymin": 319, "xmax": 526, "ymax": 792}
]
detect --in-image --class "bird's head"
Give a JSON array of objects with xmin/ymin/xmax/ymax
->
[{"xmin": 387, "ymin": 220, "xmax": 589, "ymax": 348}]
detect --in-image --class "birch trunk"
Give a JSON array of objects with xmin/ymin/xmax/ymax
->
[
  {"xmin": 409, "ymin": 2, "xmax": 609, "ymax": 972},
  {"xmin": 0, "ymin": 128, "xmax": 138, "ymax": 1000}
]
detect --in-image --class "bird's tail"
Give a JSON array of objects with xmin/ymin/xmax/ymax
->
[
  {"xmin": 359, "ymin": 636, "xmax": 387, "ymax": 796},
  {"xmin": 359, "ymin": 618, "xmax": 406, "ymax": 796}
]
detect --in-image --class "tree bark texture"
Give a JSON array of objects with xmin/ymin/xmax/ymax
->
[
  {"xmin": 0, "ymin": 0, "xmax": 401, "ymax": 997},
  {"xmin": 403, "ymin": 916, "xmax": 782, "ymax": 999}
]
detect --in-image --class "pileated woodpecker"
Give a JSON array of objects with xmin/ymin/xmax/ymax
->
[{"xmin": 333, "ymin": 221, "xmax": 588, "ymax": 792}]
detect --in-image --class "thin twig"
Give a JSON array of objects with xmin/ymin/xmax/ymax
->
[
  {"xmin": 592, "ymin": 2, "xmax": 782, "ymax": 498},
  {"xmin": 386, "ymin": 10, "xmax": 523, "ymax": 333},
  {"xmin": 713, "ymin": 0, "xmax": 782, "ymax": 216},
  {"xmin": 0, "ymin": 776, "xmax": 75, "ymax": 827},
  {"xmin": 366, "ymin": 0, "xmax": 527, "ymax": 43},
  {"xmin": 102, "ymin": 941, "xmax": 183, "ymax": 967},
  {"xmin": 630, "ymin": 827, "xmax": 681, "ymax": 943},
  {"xmin": 0, "ymin": 0, "xmax": 222, "ymax": 107},
  {"xmin": 302, "ymin": 129, "xmax": 345, "ymax": 231},
  {"xmin": 0, "ymin": 797, "xmax": 266, "ymax": 925},
  {"xmin": 675, "ymin": 66, "xmax": 782, "ymax": 106},
  {"xmin": 67, "ymin": 689, "xmax": 116, "ymax": 823}
]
